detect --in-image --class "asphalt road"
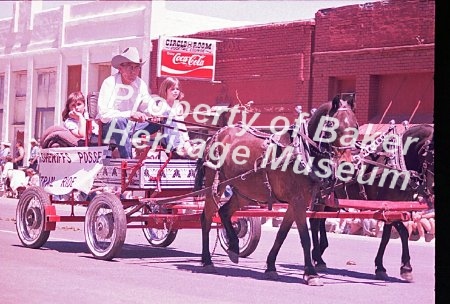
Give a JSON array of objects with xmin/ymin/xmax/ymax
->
[{"xmin": 0, "ymin": 197, "xmax": 436, "ymax": 304}]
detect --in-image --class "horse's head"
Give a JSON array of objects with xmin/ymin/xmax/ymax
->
[
  {"xmin": 403, "ymin": 124, "xmax": 434, "ymax": 204},
  {"xmin": 308, "ymin": 94, "xmax": 358, "ymax": 164}
]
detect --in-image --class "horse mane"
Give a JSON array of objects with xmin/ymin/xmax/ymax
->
[
  {"xmin": 307, "ymin": 101, "xmax": 332, "ymax": 140},
  {"xmin": 403, "ymin": 124, "xmax": 434, "ymax": 152}
]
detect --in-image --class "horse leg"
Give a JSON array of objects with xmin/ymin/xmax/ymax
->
[
  {"xmin": 200, "ymin": 193, "xmax": 218, "ymax": 273},
  {"xmin": 265, "ymin": 205, "xmax": 294, "ymax": 280},
  {"xmin": 217, "ymin": 196, "xmax": 240, "ymax": 264},
  {"xmin": 310, "ymin": 218, "xmax": 328, "ymax": 271},
  {"xmin": 319, "ymin": 218, "xmax": 329, "ymax": 256},
  {"xmin": 374, "ymin": 222, "xmax": 392, "ymax": 280},
  {"xmin": 393, "ymin": 221, "xmax": 413, "ymax": 282},
  {"xmin": 294, "ymin": 209, "xmax": 322, "ymax": 286}
]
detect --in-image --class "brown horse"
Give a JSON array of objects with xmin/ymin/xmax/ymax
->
[
  {"xmin": 195, "ymin": 95, "xmax": 358, "ymax": 285},
  {"xmin": 309, "ymin": 123, "xmax": 434, "ymax": 282}
]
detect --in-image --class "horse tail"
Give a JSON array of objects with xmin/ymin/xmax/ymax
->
[
  {"xmin": 194, "ymin": 133, "xmax": 217, "ymax": 191},
  {"xmin": 194, "ymin": 156, "xmax": 205, "ymax": 191}
]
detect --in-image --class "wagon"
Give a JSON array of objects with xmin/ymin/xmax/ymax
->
[
  {"xmin": 15, "ymin": 142, "xmax": 266, "ymax": 260},
  {"xmin": 15, "ymin": 115, "xmax": 430, "ymax": 262}
]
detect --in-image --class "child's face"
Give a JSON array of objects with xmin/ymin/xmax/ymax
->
[
  {"xmin": 166, "ymin": 84, "xmax": 181, "ymax": 102},
  {"xmin": 70, "ymin": 100, "xmax": 85, "ymax": 113}
]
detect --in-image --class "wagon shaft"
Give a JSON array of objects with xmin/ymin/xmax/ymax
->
[{"xmin": 333, "ymin": 198, "xmax": 428, "ymax": 211}]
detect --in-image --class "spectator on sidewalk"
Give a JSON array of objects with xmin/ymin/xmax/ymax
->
[
  {"xmin": 13, "ymin": 140, "xmax": 25, "ymax": 170},
  {"xmin": 0, "ymin": 141, "xmax": 11, "ymax": 166},
  {"xmin": 28, "ymin": 138, "xmax": 40, "ymax": 171}
]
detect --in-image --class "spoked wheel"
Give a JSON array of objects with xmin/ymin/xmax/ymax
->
[
  {"xmin": 16, "ymin": 187, "xmax": 51, "ymax": 248},
  {"xmin": 218, "ymin": 217, "xmax": 262, "ymax": 257},
  {"xmin": 142, "ymin": 225, "xmax": 178, "ymax": 247},
  {"xmin": 84, "ymin": 193, "xmax": 126, "ymax": 260}
]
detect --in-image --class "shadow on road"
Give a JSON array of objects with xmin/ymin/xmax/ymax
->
[
  {"xmin": 280, "ymin": 262, "xmax": 406, "ymax": 284},
  {"xmin": 174, "ymin": 259, "xmax": 407, "ymax": 285},
  {"xmin": 12, "ymin": 240, "xmax": 411, "ymax": 285},
  {"xmin": 14, "ymin": 241, "xmax": 201, "ymax": 260},
  {"xmin": 175, "ymin": 260, "xmax": 303, "ymax": 284}
]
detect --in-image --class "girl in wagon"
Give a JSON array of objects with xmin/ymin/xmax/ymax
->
[
  {"xmin": 62, "ymin": 91, "xmax": 99, "ymax": 145},
  {"xmin": 152, "ymin": 77, "xmax": 195, "ymax": 158}
]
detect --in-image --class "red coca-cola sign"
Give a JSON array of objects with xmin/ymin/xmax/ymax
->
[{"xmin": 158, "ymin": 36, "xmax": 217, "ymax": 81}]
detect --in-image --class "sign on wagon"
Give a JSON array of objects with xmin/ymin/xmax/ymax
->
[{"xmin": 39, "ymin": 146, "xmax": 106, "ymax": 195}]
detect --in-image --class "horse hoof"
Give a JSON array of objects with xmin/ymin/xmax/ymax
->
[
  {"xmin": 202, "ymin": 264, "xmax": 217, "ymax": 274},
  {"xmin": 305, "ymin": 275, "xmax": 324, "ymax": 286},
  {"xmin": 227, "ymin": 250, "xmax": 239, "ymax": 264},
  {"xmin": 401, "ymin": 271, "xmax": 414, "ymax": 282},
  {"xmin": 264, "ymin": 270, "xmax": 279, "ymax": 281},
  {"xmin": 400, "ymin": 264, "xmax": 414, "ymax": 282},
  {"xmin": 375, "ymin": 271, "xmax": 389, "ymax": 281},
  {"xmin": 315, "ymin": 263, "xmax": 328, "ymax": 272}
]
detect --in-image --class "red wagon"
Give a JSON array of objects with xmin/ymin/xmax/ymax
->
[{"xmin": 14, "ymin": 138, "xmax": 428, "ymax": 261}]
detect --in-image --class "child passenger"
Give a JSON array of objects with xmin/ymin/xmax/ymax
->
[
  {"xmin": 154, "ymin": 77, "xmax": 194, "ymax": 158},
  {"xmin": 62, "ymin": 91, "xmax": 99, "ymax": 145}
]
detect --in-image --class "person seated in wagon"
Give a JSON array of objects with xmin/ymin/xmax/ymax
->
[
  {"xmin": 62, "ymin": 91, "xmax": 99, "ymax": 146},
  {"xmin": 151, "ymin": 76, "xmax": 196, "ymax": 158},
  {"xmin": 96, "ymin": 47, "xmax": 160, "ymax": 159}
]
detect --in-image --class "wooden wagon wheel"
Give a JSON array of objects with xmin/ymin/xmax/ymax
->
[
  {"xmin": 84, "ymin": 193, "xmax": 127, "ymax": 260},
  {"xmin": 218, "ymin": 216, "xmax": 262, "ymax": 258},
  {"xmin": 16, "ymin": 186, "xmax": 51, "ymax": 248},
  {"xmin": 142, "ymin": 225, "xmax": 178, "ymax": 247}
]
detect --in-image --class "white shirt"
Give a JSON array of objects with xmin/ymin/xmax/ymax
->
[
  {"xmin": 1, "ymin": 161, "xmax": 13, "ymax": 179},
  {"xmin": 152, "ymin": 99, "xmax": 190, "ymax": 151},
  {"xmin": 1, "ymin": 147, "xmax": 10, "ymax": 158},
  {"xmin": 96, "ymin": 73, "xmax": 154, "ymax": 123},
  {"xmin": 64, "ymin": 112, "xmax": 99, "ymax": 137}
]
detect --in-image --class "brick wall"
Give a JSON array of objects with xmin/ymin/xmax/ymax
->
[
  {"xmin": 150, "ymin": 22, "xmax": 315, "ymax": 125},
  {"xmin": 313, "ymin": 0, "xmax": 435, "ymax": 124},
  {"xmin": 150, "ymin": 0, "xmax": 435, "ymax": 126},
  {"xmin": 314, "ymin": 0, "xmax": 435, "ymax": 52}
]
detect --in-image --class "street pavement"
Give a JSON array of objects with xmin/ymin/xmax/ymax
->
[{"xmin": 0, "ymin": 197, "xmax": 437, "ymax": 304}]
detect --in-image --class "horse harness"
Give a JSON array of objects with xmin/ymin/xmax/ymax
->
[
  {"xmin": 319, "ymin": 124, "xmax": 434, "ymax": 204},
  {"xmin": 203, "ymin": 121, "xmax": 336, "ymax": 211}
]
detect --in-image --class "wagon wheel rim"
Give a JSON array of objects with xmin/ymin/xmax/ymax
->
[
  {"xmin": 86, "ymin": 203, "xmax": 116, "ymax": 252},
  {"xmin": 25, "ymin": 207, "xmax": 43, "ymax": 230},
  {"xmin": 19, "ymin": 197, "xmax": 45, "ymax": 242},
  {"xmin": 234, "ymin": 218, "xmax": 249, "ymax": 238},
  {"xmin": 16, "ymin": 187, "xmax": 51, "ymax": 249},
  {"xmin": 94, "ymin": 213, "xmax": 114, "ymax": 239},
  {"xmin": 220, "ymin": 218, "xmax": 252, "ymax": 250},
  {"xmin": 148, "ymin": 225, "xmax": 170, "ymax": 241},
  {"xmin": 84, "ymin": 193, "xmax": 126, "ymax": 260}
]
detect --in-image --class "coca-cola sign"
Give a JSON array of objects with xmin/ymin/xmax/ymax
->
[{"xmin": 158, "ymin": 36, "xmax": 217, "ymax": 81}]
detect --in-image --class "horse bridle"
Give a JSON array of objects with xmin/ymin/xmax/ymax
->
[
  {"xmin": 316, "ymin": 106, "xmax": 358, "ymax": 161},
  {"xmin": 418, "ymin": 139, "xmax": 434, "ymax": 199}
]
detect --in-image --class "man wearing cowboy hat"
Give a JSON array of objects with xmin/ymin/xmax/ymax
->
[{"xmin": 97, "ymin": 47, "xmax": 160, "ymax": 158}]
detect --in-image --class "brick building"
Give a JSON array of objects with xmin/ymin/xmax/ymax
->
[
  {"xmin": 0, "ymin": 0, "xmax": 434, "ymax": 162},
  {"xmin": 150, "ymin": 0, "xmax": 435, "ymax": 126}
]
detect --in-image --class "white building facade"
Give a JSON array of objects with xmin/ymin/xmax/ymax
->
[{"xmin": 0, "ymin": 1, "xmax": 152, "ymax": 165}]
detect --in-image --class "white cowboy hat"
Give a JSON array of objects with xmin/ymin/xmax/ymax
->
[
  {"xmin": 1, "ymin": 141, "xmax": 11, "ymax": 146},
  {"xmin": 111, "ymin": 47, "xmax": 145, "ymax": 69}
]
